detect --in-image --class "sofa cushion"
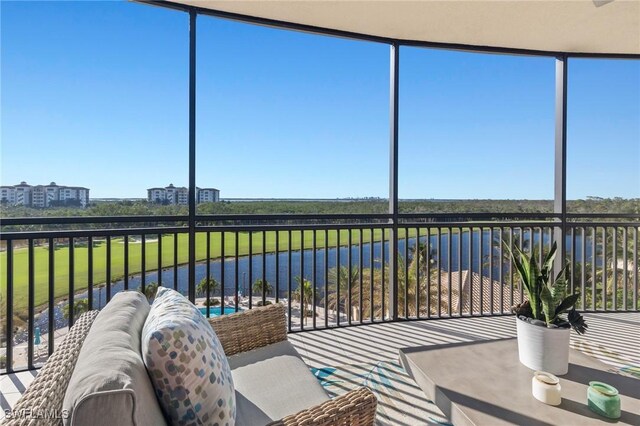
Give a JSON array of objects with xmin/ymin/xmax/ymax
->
[
  {"xmin": 229, "ymin": 340, "xmax": 329, "ymax": 424},
  {"xmin": 142, "ymin": 287, "xmax": 236, "ymax": 425},
  {"xmin": 62, "ymin": 291, "xmax": 167, "ymax": 426}
]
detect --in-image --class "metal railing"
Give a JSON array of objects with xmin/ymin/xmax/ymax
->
[{"xmin": 1, "ymin": 213, "xmax": 638, "ymax": 373}]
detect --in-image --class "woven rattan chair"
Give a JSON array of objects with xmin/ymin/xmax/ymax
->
[{"xmin": 208, "ymin": 303, "xmax": 377, "ymax": 426}]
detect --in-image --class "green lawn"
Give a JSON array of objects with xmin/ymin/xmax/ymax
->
[{"xmin": 0, "ymin": 228, "xmax": 454, "ymax": 313}]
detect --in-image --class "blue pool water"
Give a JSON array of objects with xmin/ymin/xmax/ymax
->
[{"xmin": 198, "ymin": 306, "xmax": 242, "ymax": 316}]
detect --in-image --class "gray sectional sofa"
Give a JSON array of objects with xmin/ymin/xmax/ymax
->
[{"xmin": 3, "ymin": 291, "xmax": 377, "ymax": 426}]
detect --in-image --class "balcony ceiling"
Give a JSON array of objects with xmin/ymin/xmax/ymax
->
[{"xmin": 157, "ymin": 0, "xmax": 640, "ymax": 55}]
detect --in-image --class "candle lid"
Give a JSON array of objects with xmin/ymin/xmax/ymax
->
[
  {"xmin": 534, "ymin": 371, "xmax": 559, "ymax": 385},
  {"xmin": 589, "ymin": 381, "xmax": 619, "ymax": 397}
]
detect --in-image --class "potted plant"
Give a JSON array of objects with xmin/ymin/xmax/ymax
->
[{"xmin": 507, "ymin": 242, "xmax": 587, "ymax": 375}]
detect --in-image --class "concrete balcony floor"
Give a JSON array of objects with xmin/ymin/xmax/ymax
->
[{"xmin": 1, "ymin": 312, "xmax": 638, "ymax": 425}]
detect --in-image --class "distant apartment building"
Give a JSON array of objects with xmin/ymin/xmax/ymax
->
[
  {"xmin": 197, "ymin": 188, "xmax": 220, "ymax": 203},
  {"xmin": 0, "ymin": 182, "xmax": 90, "ymax": 208},
  {"xmin": 147, "ymin": 184, "xmax": 220, "ymax": 205}
]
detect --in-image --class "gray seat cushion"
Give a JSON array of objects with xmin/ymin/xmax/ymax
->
[
  {"xmin": 229, "ymin": 340, "xmax": 329, "ymax": 425},
  {"xmin": 62, "ymin": 291, "xmax": 166, "ymax": 426}
]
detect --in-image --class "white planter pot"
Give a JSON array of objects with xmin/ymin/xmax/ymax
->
[{"xmin": 516, "ymin": 317, "xmax": 570, "ymax": 375}]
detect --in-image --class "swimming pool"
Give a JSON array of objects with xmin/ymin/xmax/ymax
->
[{"xmin": 198, "ymin": 306, "xmax": 242, "ymax": 316}]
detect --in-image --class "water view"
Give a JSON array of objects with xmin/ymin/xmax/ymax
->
[{"xmin": 19, "ymin": 228, "xmax": 604, "ymax": 343}]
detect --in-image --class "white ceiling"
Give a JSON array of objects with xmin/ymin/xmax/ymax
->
[{"xmin": 159, "ymin": 0, "xmax": 640, "ymax": 55}]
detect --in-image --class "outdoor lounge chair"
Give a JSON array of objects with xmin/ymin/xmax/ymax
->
[{"xmin": 4, "ymin": 296, "xmax": 377, "ymax": 426}]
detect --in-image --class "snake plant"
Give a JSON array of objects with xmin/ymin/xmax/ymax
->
[{"xmin": 507, "ymin": 241, "xmax": 587, "ymax": 334}]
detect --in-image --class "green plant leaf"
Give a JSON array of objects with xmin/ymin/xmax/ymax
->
[
  {"xmin": 554, "ymin": 262, "xmax": 568, "ymax": 283},
  {"xmin": 541, "ymin": 242, "xmax": 557, "ymax": 278},
  {"xmin": 505, "ymin": 243, "xmax": 532, "ymax": 298},
  {"xmin": 539, "ymin": 284, "xmax": 555, "ymax": 324},
  {"xmin": 568, "ymin": 308, "xmax": 588, "ymax": 335},
  {"xmin": 529, "ymin": 250, "xmax": 544, "ymax": 320},
  {"xmin": 550, "ymin": 275, "xmax": 568, "ymax": 308},
  {"xmin": 554, "ymin": 293, "xmax": 580, "ymax": 317}
]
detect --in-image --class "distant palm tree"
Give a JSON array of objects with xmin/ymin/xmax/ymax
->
[
  {"xmin": 62, "ymin": 299, "xmax": 89, "ymax": 320},
  {"xmin": 358, "ymin": 241, "xmax": 443, "ymax": 319},
  {"xmin": 396, "ymin": 243, "xmax": 446, "ymax": 317},
  {"xmin": 197, "ymin": 276, "xmax": 219, "ymax": 298},
  {"xmin": 589, "ymin": 227, "xmax": 638, "ymax": 309},
  {"xmin": 327, "ymin": 266, "xmax": 359, "ymax": 319},
  {"xmin": 293, "ymin": 276, "xmax": 314, "ymax": 324},
  {"xmin": 356, "ymin": 266, "xmax": 383, "ymax": 321},
  {"xmin": 252, "ymin": 279, "xmax": 273, "ymax": 297}
]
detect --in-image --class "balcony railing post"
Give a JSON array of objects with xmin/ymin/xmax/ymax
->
[
  {"xmin": 553, "ymin": 55, "xmax": 568, "ymax": 280},
  {"xmin": 388, "ymin": 42, "xmax": 400, "ymax": 321},
  {"xmin": 188, "ymin": 10, "xmax": 197, "ymax": 302},
  {"xmin": 6, "ymin": 240, "xmax": 13, "ymax": 373}
]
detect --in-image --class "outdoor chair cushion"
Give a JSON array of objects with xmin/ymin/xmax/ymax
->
[
  {"xmin": 62, "ymin": 291, "xmax": 167, "ymax": 426},
  {"xmin": 142, "ymin": 287, "xmax": 236, "ymax": 425},
  {"xmin": 229, "ymin": 340, "xmax": 330, "ymax": 425}
]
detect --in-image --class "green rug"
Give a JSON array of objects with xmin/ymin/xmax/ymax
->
[{"xmin": 312, "ymin": 361, "xmax": 452, "ymax": 426}]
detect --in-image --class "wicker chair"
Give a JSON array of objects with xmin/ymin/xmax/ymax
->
[
  {"xmin": 3, "ymin": 311, "xmax": 100, "ymax": 426},
  {"xmin": 4, "ymin": 304, "xmax": 377, "ymax": 426},
  {"xmin": 209, "ymin": 303, "xmax": 378, "ymax": 426}
]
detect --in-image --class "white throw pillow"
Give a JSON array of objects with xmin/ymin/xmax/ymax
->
[{"xmin": 142, "ymin": 287, "xmax": 235, "ymax": 425}]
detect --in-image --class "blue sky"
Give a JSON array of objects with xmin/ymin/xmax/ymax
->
[{"xmin": 2, "ymin": 1, "xmax": 639, "ymax": 199}]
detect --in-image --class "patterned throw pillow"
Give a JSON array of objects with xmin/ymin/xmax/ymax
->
[{"xmin": 142, "ymin": 287, "xmax": 236, "ymax": 425}]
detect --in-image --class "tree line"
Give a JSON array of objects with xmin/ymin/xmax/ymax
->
[{"xmin": 1, "ymin": 197, "xmax": 638, "ymax": 227}]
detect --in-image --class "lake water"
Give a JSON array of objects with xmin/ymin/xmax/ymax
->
[
  {"xmin": 79, "ymin": 228, "xmax": 594, "ymax": 306},
  {"xmin": 26, "ymin": 229, "xmax": 594, "ymax": 340}
]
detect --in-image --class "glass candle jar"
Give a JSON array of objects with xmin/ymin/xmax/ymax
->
[
  {"xmin": 587, "ymin": 381, "xmax": 621, "ymax": 419},
  {"xmin": 532, "ymin": 371, "xmax": 561, "ymax": 405}
]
